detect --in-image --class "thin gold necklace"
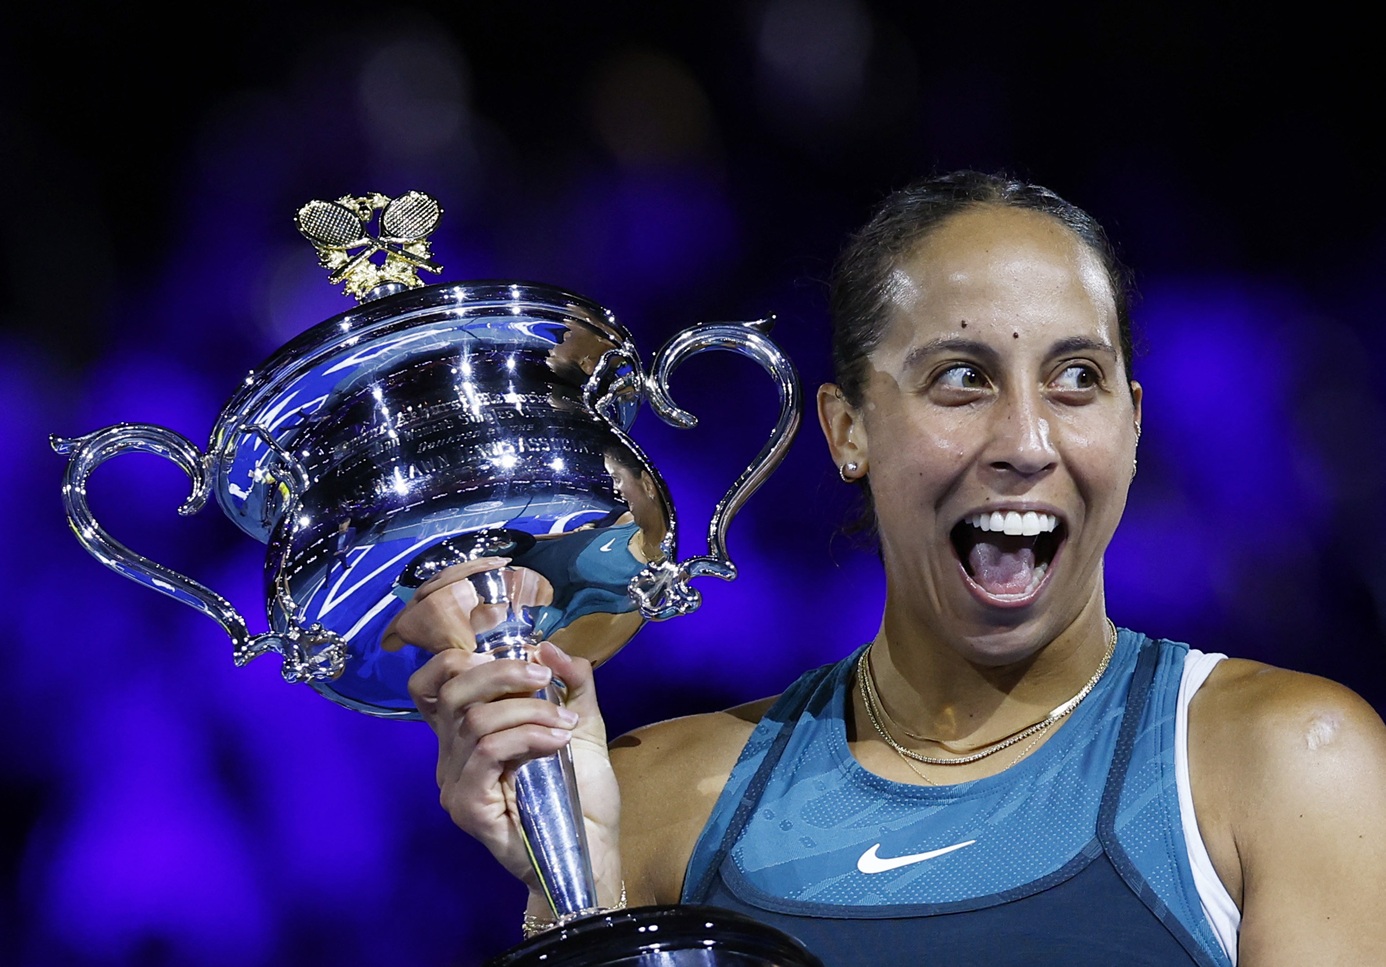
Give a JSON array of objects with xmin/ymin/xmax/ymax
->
[
  {"xmin": 891, "ymin": 702, "xmax": 1062, "ymax": 785},
  {"xmin": 856, "ymin": 619, "xmax": 1118, "ymax": 767}
]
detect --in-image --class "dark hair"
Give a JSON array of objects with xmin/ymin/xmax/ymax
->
[{"xmin": 829, "ymin": 170, "xmax": 1136, "ymax": 406}]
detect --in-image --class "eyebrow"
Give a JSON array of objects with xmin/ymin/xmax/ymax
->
[
  {"xmin": 1048, "ymin": 336, "xmax": 1119, "ymax": 359},
  {"xmin": 900, "ymin": 337, "xmax": 998, "ymax": 372},
  {"xmin": 900, "ymin": 334, "xmax": 1118, "ymax": 372}
]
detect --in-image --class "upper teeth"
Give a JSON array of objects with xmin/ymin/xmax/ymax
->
[{"xmin": 967, "ymin": 511, "xmax": 1058, "ymax": 537}]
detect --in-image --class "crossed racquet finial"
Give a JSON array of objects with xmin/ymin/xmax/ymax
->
[{"xmin": 296, "ymin": 191, "xmax": 444, "ymax": 300}]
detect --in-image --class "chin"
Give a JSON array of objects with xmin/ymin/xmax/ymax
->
[{"xmin": 951, "ymin": 621, "xmax": 1054, "ymax": 668}]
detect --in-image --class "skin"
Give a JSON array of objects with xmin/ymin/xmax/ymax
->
[{"xmin": 405, "ymin": 204, "xmax": 1386, "ymax": 962}]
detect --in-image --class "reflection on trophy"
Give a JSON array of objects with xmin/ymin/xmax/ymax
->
[{"xmin": 53, "ymin": 192, "xmax": 822, "ymax": 965}]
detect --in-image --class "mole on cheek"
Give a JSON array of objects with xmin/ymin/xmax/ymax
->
[{"xmin": 1012, "ymin": 331, "xmax": 1019, "ymax": 339}]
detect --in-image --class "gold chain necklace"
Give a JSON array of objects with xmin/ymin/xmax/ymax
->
[
  {"xmin": 891, "ymin": 698, "xmax": 1063, "ymax": 785},
  {"xmin": 856, "ymin": 619, "xmax": 1118, "ymax": 767}
]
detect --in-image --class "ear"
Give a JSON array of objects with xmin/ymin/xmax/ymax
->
[
  {"xmin": 1129, "ymin": 380, "xmax": 1143, "ymax": 440},
  {"xmin": 817, "ymin": 383, "xmax": 868, "ymax": 475},
  {"xmin": 638, "ymin": 470, "xmax": 660, "ymax": 502}
]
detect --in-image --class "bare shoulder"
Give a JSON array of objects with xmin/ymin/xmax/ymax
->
[
  {"xmin": 608, "ymin": 695, "xmax": 778, "ymax": 905},
  {"xmin": 1192, "ymin": 657, "xmax": 1386, "ymax": 765},
  {"xmin": 609, "ymin": 694, "xmax": 777, "ymax": 816},
  {"xmin": 1189, "ymin": 657, "xmax": 1386, "ymax": 964},
  {"xmin": 612, "ymin": 695, "xmax": 774, "ymax": 761},
  {"xmin": 1191, "ymin": 657, "xmax": 1386, "ymax": 822}
]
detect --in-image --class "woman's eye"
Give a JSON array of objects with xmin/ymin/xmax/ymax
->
[
  {"xmin": 1052, "ymin": 364, "xmax": 1099, "ymax": 391},
  {"xmin": 935, "ymin": 364, "xmax": 988, "ymax": 391}
]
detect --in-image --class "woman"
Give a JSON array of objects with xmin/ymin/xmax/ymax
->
[{"xmin": 400, "ymin": 172, "xmax": 1386, "ymax": 965}]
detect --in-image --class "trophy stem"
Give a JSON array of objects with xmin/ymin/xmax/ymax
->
[
  {"xmin": 480, "ymin": 627, "xmax": 599, "ymax": 920},
  {"xmin": 510, "ymin": 690, "xmax": 600, "ymax": 920}
]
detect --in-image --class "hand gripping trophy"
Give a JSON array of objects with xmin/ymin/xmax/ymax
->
[{"xmin": 53, "ymin": 192, "xmax": 823, "ymax": 966}]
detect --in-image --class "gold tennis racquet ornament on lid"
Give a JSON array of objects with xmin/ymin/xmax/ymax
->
[
  {"xmin": 53, "ymin": 191, "xmax": 821, "ymax": 965},
  {"xmin": 296, "ymin": 190, "xmax": 445, "ymax": 299}
]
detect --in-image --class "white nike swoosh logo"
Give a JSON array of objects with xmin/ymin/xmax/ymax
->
[
  {"xmin": 856, "ymin": 839, "xmax": 976, "ymax": 874},
  {"xmin": 598, "ymin": 536, "xmax": 620, "ymax": 552}
]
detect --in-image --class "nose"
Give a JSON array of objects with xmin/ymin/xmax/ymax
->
[{"xmin": 983, "ymin": 388, "xmax": 1056, "ymax": 479}]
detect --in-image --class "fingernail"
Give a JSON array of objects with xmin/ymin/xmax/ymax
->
[
  {"xmin": 524, "ymin": 663, "xmax": 552, "ymax": 683},
  {"xmin": 556, "ymin": 708, "xmax": 578, "ymax": 728},
  {"xmin": 549, "ymin": 728, "xmax": 572, "ymax": 741}
]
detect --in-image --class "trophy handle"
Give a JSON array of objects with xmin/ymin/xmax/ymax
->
[
  {"xmin": 50, "ymin": 423, "xmax": 346, "ymax": 682},
  {"xmin": 637, "ymin": 318, "xmax": 801, "ymax": 618}
]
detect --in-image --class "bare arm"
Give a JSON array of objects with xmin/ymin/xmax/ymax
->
[
  {"xmin": 1190, "ymin": 659, "xmax": 1386, "ymax": 965},
  {"xmin": 610, "ymin": 697, "xmax": 776, "ymax": 906}
]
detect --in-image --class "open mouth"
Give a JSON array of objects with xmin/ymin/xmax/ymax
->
[{"xmin": 949, "ymin": 510, "xmax": 1065, "ymax": 600}]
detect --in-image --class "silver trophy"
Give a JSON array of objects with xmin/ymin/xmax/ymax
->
[{"xmin": 54, "ymin": 192, "xmax": 820, "ymax": 965}]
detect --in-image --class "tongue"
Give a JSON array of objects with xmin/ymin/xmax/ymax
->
[{"xmin": 968, "ymin": 540, "xmax": 1037, "ymax": 596}]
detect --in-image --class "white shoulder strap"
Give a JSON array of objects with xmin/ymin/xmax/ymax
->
[{"xmin": 1176, "ymin": 649, "xmax": 1240, "ymax": 963}]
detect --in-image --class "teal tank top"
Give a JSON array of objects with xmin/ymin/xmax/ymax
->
[{"xmin": 681, "ymin": 630, "xmax": 1234, "ymax": 966}]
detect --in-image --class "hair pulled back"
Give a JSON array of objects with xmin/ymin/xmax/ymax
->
[{"xmin": 829, "ymin": 171, "xmax": 1136, "ymax": 407}]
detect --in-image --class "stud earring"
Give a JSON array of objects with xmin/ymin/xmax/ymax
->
[{"xmin": 839, "ymin": 461, "xmax": 860, "ymax": 483}]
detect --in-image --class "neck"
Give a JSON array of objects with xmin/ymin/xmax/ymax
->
[{"xmin": 867, "ymin": 599, "xmax": 1113, "ymax": 746}]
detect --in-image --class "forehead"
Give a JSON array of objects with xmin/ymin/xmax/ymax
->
[{"xmin": 878, "ymin": 205, "xmax": 1117, "ymax": 355}]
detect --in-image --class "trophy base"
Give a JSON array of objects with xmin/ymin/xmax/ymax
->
[{"xmin": 484, "ymin": 904, "xmax": 824, "ymax": 967}]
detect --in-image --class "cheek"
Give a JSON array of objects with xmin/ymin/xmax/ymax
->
[
  {"xmin": 868, "ymin": 401, "xmax": 981, "ymax": 459},
  {"xmin": 871, "ymin": 415, "xmax": 966, "ymax": 473},
  {"xmin": 866, "ymin": 413, "xmax": 978, "ymax": 519},
  {"xmin": 1055, "ymin": 424, "xmax": 1135, "ymax": 514}
]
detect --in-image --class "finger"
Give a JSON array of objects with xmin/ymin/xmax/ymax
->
[
  {"xmin": 535, "ymin": 641, "xmax": 604, "ymax": 730},
  {"xmin": 537, "ymin": 641, "xmax": 592, "ymax": 694},
  {"xmin": 435, "ymin": 660, "xmax": 557, "ymax": 719},
  {"xmin": 459, "ymin": 722, "xmax": 575, "ymax": 781},
  {"xmin": 413, "ymin": 557, "xmax": 511, "ymax": 602},
  {"xmin": 408, "ymin": 648, "xmax": 484, "ymax": 713},
  {"xmin": 387, "ymin": 579, "xmax": 487, "ymax": 653},
  {"xmin": 511, "ymin": 567, "xmax": 555, "ymax": 607},
  {"xmin": 454, "ymin": 695, "xmax": 580, "ymax": 747},
  {"xmin": 440, "ymin": 722, "xmax": 574, "ymax": 837},
  {"xmin": 409, "ymin": 651, "xmax": 553, "ymax": 723}
]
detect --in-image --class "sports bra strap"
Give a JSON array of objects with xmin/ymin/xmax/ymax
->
[
  {"xmin": 1099, "ymin": 633, "xmax": 1160, "ymax": 829},
  {"xmin": 684, "ymin": 699, "xmax": 800, "ymax": 903}
]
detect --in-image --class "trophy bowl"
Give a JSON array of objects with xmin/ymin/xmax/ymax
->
[
  {"xmin": 53, "ymin": 192, "xmax": 810, "ymax": 962},
  {"xmin": 54, "ymin": 279, "xmax": 800, "ymax": 716}
]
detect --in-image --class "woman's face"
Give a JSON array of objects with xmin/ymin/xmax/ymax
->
[{"xmin": 820, "ymin": 205, "xmax": 1141, "ymax": 663}]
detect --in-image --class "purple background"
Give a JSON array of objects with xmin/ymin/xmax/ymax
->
[{"xmin": 4, "ymin": 4, "xmax": 1383, "ymax": 965}]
